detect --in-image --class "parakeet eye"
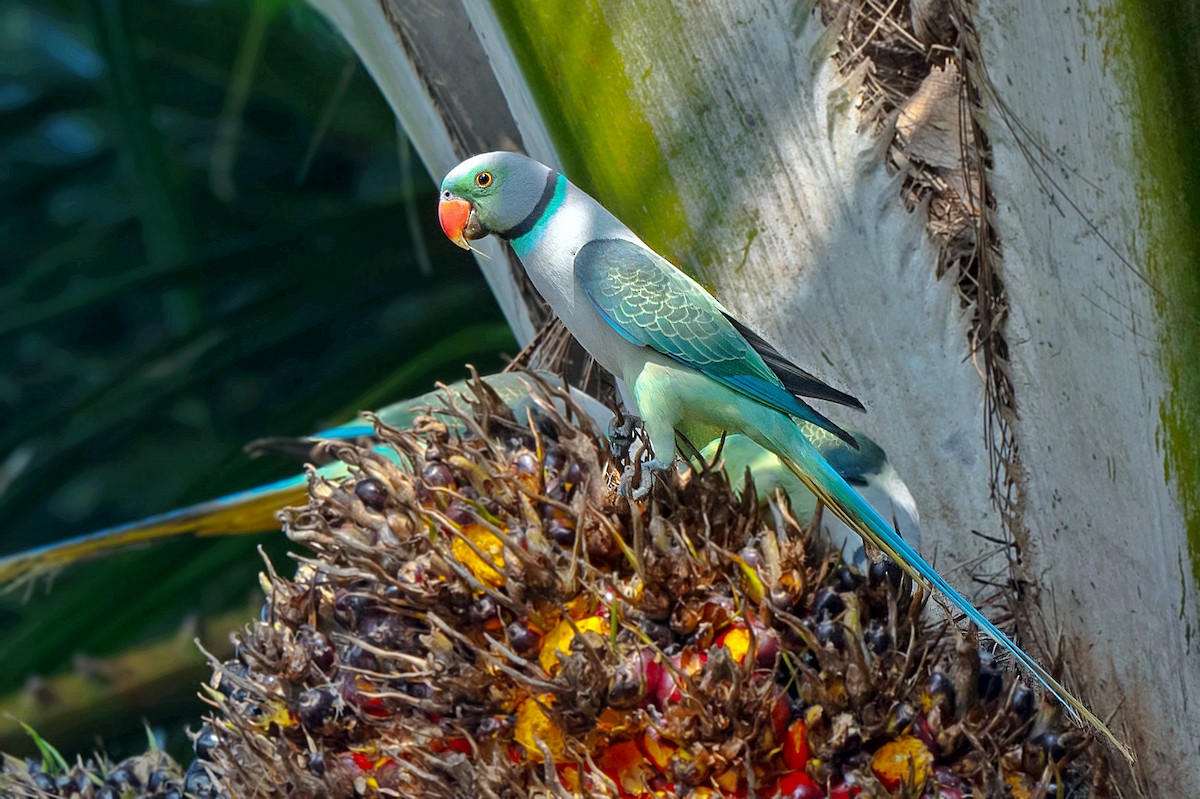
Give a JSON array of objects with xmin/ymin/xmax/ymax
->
[{"xmin": 475, "ymin": 171, "xmax": 494, "ymax": 188}]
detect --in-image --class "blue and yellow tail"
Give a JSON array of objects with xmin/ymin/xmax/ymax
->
[
  {"xmin": 0, "ymin": 373, "xmax": 574, "ymax": 588},
  {"xmin": 0, "ymin": 471, "xmax": 323, "ymax": 586}
]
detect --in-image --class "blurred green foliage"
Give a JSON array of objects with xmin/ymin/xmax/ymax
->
[{"xmin": 0, "ymin": 0, "xmax": 513, "ymax": 758}]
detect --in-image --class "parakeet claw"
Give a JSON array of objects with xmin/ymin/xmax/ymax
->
[
  {"xmin": 607, "ymin": 413, "xmax": 643, "ymax": 460},
  {"xmin": 618, "ymin": 457, "xmax": 673, "ymax": 500}
]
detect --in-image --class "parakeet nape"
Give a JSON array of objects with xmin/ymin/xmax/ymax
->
[{"xmin": 437, "ymin": 151, "xmax": 1130, "ymax": 761}]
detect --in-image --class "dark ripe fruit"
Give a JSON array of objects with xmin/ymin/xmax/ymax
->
[
  {"xmin": 194, "ymin": 724, "xmax": 220, "ymax": 761},
  {"xmin": 423, "ymin": 461, "xmax": 455, "ymax": 488},
  {"xmin": 752, "ymin": 625, "xmax": 781, "ymax": 669},
  {"xmin": 298, "ymin": 686, "xmax": 340, "ymax": 730},
  {"xmin": 977, "ymin": 659, "xmax": 1004, "ymax": 701},
  {"xmin": 544, "ymin": 447, "xmax": 566, "ymax": 473},
  {"xmin": 514, "ymin": 451, "xmax": 539, "ymax": 475},
  {"xmin": 96, "ymin": 788, "xmax": 118, "ymax": 799},
  {"xmin": 297, "ymin": 625, "xmax": 337, "ymax": 672},
  {"xmin": 506, "ymin": 619, "xmax": 541, "ymax": 658},
  {"xmin": 148, "ymin": 768, "xmax": 169, "ymax": 791},
  {"xmin": 401, "ymin": 680, "xmax": 433, "ymax": 699},
  {"xmin": 835, "ymin": 728, "xmax": 865, "ymax": 759},
  {"xmin": 769, "ymin": 586, "xmax": 795, "ymax": 613},
  {"xmin": 869, "ymin": 558, "xmax": 904, "ymax": 588},
  {"xmin": 1041, "ymin": 729, "xmax": 1070, "ymax": 758},
  {"xmin": 833, "ymin": 565, "xmax": 862, "ymax": 592},
  {"xmin": 32, "ymin": 772, "xmax": 55, "ymax": 792},
  {"xmin": 738, "ymin": 546, "xmax": 764, "ymax": 572},
  {"xmin": 183, "ymin": 760, "xmax": 215, "ymax": 797},
  {"xmin": 260, "ymin": 673, "xmax": 283, "ymax": 697},
  {"xmin": 333, "ymin": 589, "xmax": 373, "ymax": 628},
  {"xmin": 446, "ymin": 501, "xmax": 475, "ymax": 526},
  {"xmin": 932, "ymin": 766, "xmax": 968, "ymax": 799},
  {"xmin": 926, "ymin": 672, "xmax": 956, "ymax": 713},
  {"xmin": 56, "ymin": 773, "xmax": 84, "ymax": 793},
  {"xmin": 811, "ymin": 587, "xmax": 845, "ymax": 620},
  {"xmin": 546, "ymin": 518, "xmax": 576, "ymax": 546},
  {"xmin": 478, "ymin": 715, "xmax": 514, "ymax": 737},
  {"xmin": 891, "ymin": 703, "xmax": 917, "ymax": 732},
  {"xmin": 106, "ymin": 764, "xmax": 139, "ymax": 790},
  {"xmin": 1024, "ymin": 732, "xmax": 1068, "ymax": 771},
  {"xmin": 355, "ymin": 478, "xmax": 389, "ymax": 511},
  {"xmin": 563, "ymin": 460, "xmax": 583, "ymax": 486},
  {"xmin": 465, "ymin": 595, "xmax": 499, "ymax": 626},
  {"xmin": 338, "ymin": 673, "xmax": 375, "ymax": 713},
  {"xmin": 359, "ymin": 608, "xmax": 403, "ymax": 650},
  {"xmin": 816, "ymin": 619, "xmax": 845, "ymax": 649},
  {"xmin": 307, "ymin": 751, "xmax": 326, "ymax": 777},
  {"xmin": 642, "ymin": 619, "xmax": 673, "ymax": 649},
  {"xmin": 1011, "ymin": 683, "xmax": 1037, "ymax": 721},
  {"xmin": 505, "ymin": 431, "xmax": 536, "ymax": 452},
  {"xmin": 164, "ymin": 791, "xmax": 184, "ymax": 799},
  {"xmin": 865, "ymin": 621, "xmax": 890, "ymax": 655},
  {"xmin": 213, "ymin": 660, "xmax": 251, "ymax": 700},
  {"xmin": 339, "ymin": 644, "xmax": 379, "ymax": 671}
]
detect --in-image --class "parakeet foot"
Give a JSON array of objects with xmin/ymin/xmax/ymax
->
[
  {"xmin": 608, "ymin": 413, "xmax": 643, "ymax": 460},
  {"xmin": 618, "ymin": 457, "xmax": 673, "ymax": 500}
]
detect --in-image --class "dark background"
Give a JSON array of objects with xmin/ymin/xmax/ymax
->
[{"xmin": 0, "ymin": 0, "xmax": 513, "ymax": 761}]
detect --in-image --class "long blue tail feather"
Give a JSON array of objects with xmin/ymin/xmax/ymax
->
[
  {"xmin": 763, "ymin": 416, "xmax": 1133, "ymax": 763},
  {"xmin": 0, "ymin": 473, "xmax": 310, "ymax": 586}
]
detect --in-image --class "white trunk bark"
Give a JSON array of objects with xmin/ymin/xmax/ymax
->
[{"xmin": 974, "ymin": 0, "xmax": 1199, "ymax": 786}]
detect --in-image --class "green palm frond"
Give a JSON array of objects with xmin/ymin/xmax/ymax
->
[{"xmin": 0, "ymin": 0, "xmax": 514, "ymax": 760}]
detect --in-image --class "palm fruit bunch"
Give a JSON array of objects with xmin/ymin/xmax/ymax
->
[
  {"xmin": 161, "ymin": 375, "xmax": 1106, "ymax": 797},
  {"xmin": 0, "ymin": 747, "xmax": 203, "ymax": 798}
]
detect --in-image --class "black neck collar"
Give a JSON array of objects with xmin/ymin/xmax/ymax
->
[{"xmin": 495, "ymin": 170, "xmax": 558, "ymax": 240}]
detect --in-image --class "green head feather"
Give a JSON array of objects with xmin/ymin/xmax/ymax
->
[{"xmin": 440, "ymin": 151, "xmax": 556, "ymax": 238}]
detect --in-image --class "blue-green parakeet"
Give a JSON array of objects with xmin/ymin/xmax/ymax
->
[{"xmin": 437, "ymin": 151, "xmax": 1128, "ymax": 760}]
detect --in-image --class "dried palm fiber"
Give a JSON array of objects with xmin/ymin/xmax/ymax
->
[{"xmin": 168, "ymin": 373, "xmax": 1104, "ymax": 799}]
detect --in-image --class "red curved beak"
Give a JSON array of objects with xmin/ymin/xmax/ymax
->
[{"xmin": 438, "ymin": 197, "xmax": 473, "ymax": 250}]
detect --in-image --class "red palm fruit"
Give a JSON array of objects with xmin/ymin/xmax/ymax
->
[
  {"xmin": 782, "ymin": 720, "xmax": 809, "ymax": 771},
  {"xmin": 768, "ymin": 770, "xmax": 825, "ymax": 798},
  {"xmin": 828, "ymin": 780, "xmax": 862, "ymax": 799}
]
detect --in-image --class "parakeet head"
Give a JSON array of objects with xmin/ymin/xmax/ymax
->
[{"xmin": 438, "ymin": 152, "xmax": 556, "ymax": 249}]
